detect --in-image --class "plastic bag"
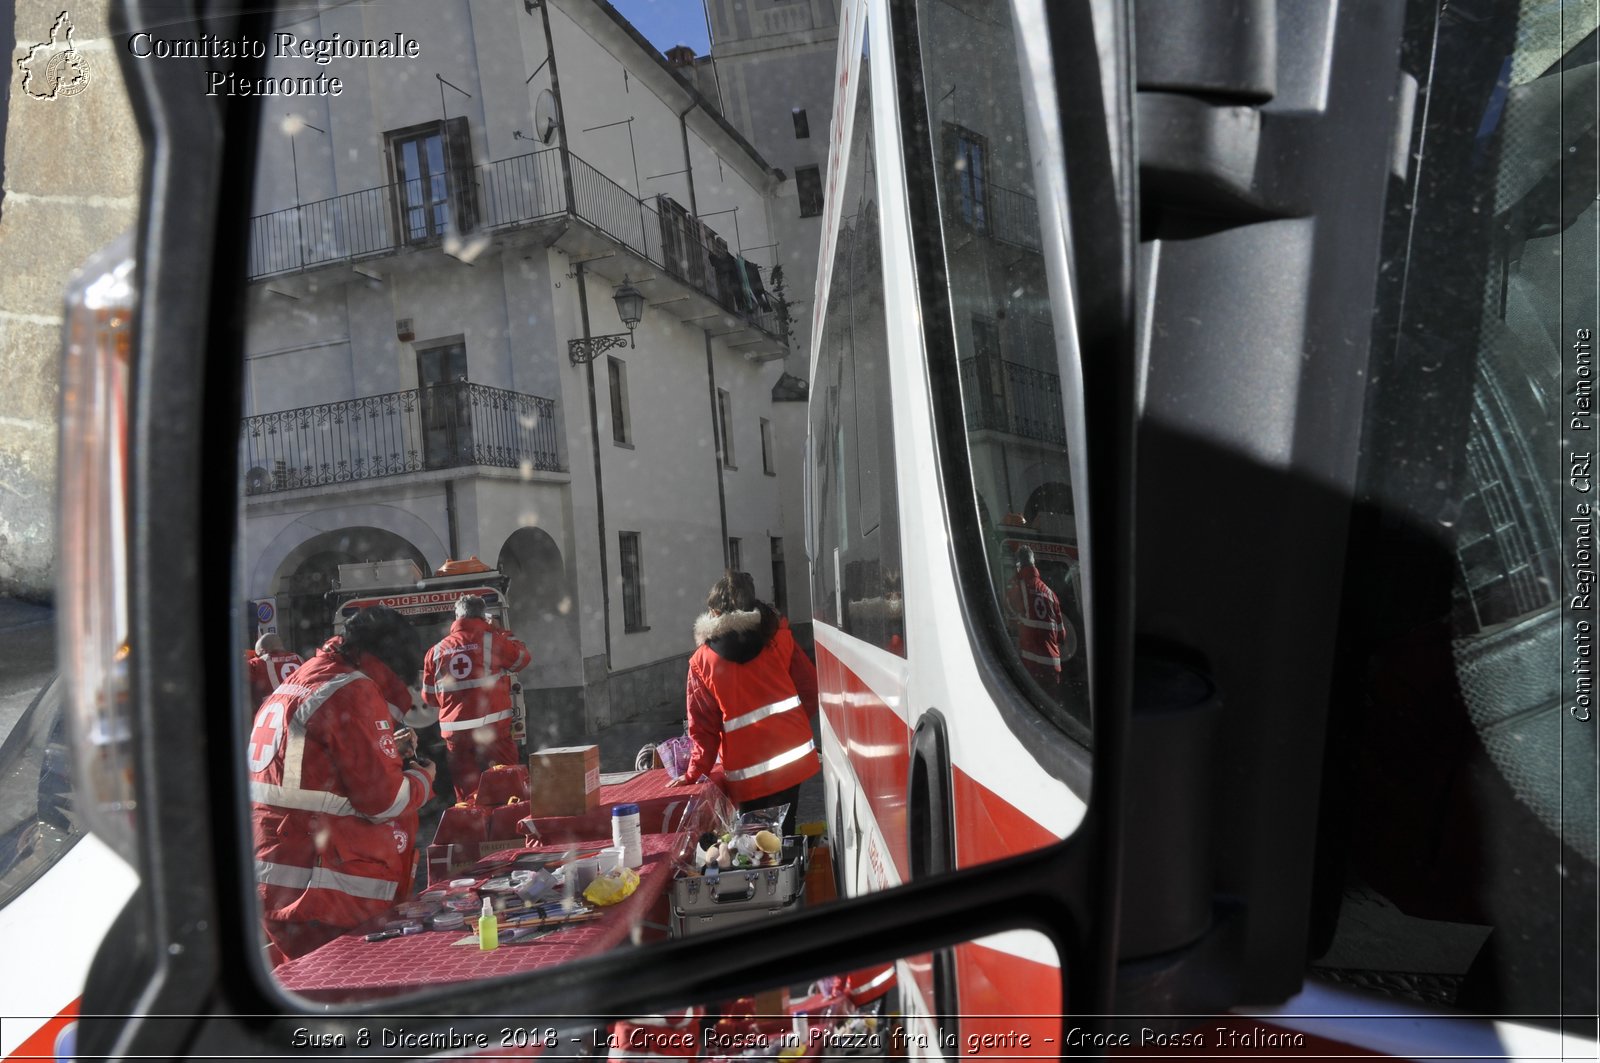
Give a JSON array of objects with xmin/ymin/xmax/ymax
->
[
  {"xmin": 583, "ymin": 866, "xmax": 640, "ymax": 906},
  {"xmin": 736, "ymin": 804, "xmax": 789, "ymax": 836},
  {"xmin": 657, "ymin": 734, "xmax": 693, "ymax": 778}
]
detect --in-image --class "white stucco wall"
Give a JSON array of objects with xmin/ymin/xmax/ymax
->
[{"xmin": 239, "ymin": 0, "xmax": 799, "ymax": 709}]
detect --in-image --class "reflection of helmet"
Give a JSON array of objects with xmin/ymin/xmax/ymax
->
[
  {"xmin": 341, "ymin": 605, "xmax": 423, "ymax": 685},
  {"xmin": 1015, "ymin": 546, "xmax": 1036, "ymax": 568},
  {"xmin": 255, "ymin": 632, "xmax": 283, "ymax": 653}
]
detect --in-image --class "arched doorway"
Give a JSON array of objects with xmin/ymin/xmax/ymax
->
[
  {"xmin": 497, "ymin": 527, "xmax": 581, "ymax": 747},
  {"xmin": 271, "ymin": 527, "xmax": 428, "ymax": 657}
]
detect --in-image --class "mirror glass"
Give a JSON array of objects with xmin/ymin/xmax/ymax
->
[{"xmin": 232, "ymin": 0, "xmax": 1091, "ymax": 996}]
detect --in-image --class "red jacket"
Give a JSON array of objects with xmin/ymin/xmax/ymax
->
[
  {"xmin": 421, "ymin": 616, "xmax": 532, "ymax": 735},
  {"xmin": 685, "ymin": 606, "xmax": 819, "ymax": 803},
  {"xmin": 249, "ymin": 645, "xmax": 432, "ymax": 943},
  {"xmin": 1005, "ymin": 565, "xmax": 1064, "ymax": 677},
  {"xmin": 247, "ymin": 649, "xmax": 303, "ymax": 706}
]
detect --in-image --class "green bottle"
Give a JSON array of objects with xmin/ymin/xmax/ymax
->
[{"xmin": 478, "ymin": 896, "xmax": 499, "ymax": 951}]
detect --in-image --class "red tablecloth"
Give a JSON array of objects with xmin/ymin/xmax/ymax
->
[{"xmin": 275, "ymin": 832, "xmax": 682, "ymax": 1001}]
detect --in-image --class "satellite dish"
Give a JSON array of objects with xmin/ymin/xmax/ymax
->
[
  {"xmin": 245, "ymin": 467, "xmax": 271, "ymax": 495},
  {"xmin": 534, "ymin": 90, "xmax": 560, "ymax": 144}
]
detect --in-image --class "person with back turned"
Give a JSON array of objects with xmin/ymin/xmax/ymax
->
[
  {"xmin": 1004, "ymin": 545, "xmax": 1068, "ymax": 691},
  {"xmin": 246, "ymin": 631, "xmax": 303, "ymax": 708},
  {"xmin": 248, "ymin": 605, "xmax": 436, "ymax": 963},
  {"xmin": 421, "ymin": 595, "xmax": 532, "ymax": 803},
  {"xmin": 667, "ymin": 570, "xmax": 819, "ymax": 839}
]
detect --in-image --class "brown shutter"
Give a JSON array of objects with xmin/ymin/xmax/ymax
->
[{"xmin": 444, "ymin": 116, "xmax": 479, "ymax": 232}]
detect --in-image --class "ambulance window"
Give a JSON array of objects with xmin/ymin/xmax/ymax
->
[
  {"xmin": 914, "ymin": 0, "xmax": 1089, "ymax": 735},
  {"xmin": 808, "ymin": 25, "xmax": 906, "ymax": 656}
]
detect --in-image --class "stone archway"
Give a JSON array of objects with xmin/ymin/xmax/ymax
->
[{"xmin": 271, "ymin": 526, "xmax": 428, "ymax": 656}]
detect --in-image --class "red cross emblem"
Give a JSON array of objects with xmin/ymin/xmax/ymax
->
[
  {"xmin": 248, "ymin": 701, "xmax": 286, "ymax": 773},
  {"xmin": 449, "ymin": 651, "xmax": 473, "ymax": 680}
]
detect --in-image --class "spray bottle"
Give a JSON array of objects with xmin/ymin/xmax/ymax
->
[{"xmin": 478, "ymin": 896, "xmax": 499, "ymax": 951}]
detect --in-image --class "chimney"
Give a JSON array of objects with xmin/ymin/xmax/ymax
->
[{"xmin": 665, "ymin": 44, "xmax": 697, "ymax": 66}]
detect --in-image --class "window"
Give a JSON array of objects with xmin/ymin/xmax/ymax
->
[
  {"xmin": 920, "ymin": 0, "xmax": 1083, "ymax": 734},
  {"xmin": 945, "ymin": 123, "xmax": 988, "ymax": 232},
  {"xmin": 619, "ymin": 531, "xmax": 646, "ymax": 632},
  {"xmin": 728, "ymin": 537, "xmax": 742, "ymax": 573},
  {"xmin": 770, "ymin": 536, "xmax": 787, "ymax": 616},
  {"xmin": 1311, "ymin": 7, "xmax": 1597, "ymax": 1019},
  {"xmin": 717, "ymin": 388, "xmax": 735, "ymax": 468},
  {"xmin": 386, "ymin": 116, "xmax": 478, "ymax": 244},
  {"xmin": 795, "ymin": 165, "xmax": 823, "ymax": 218},
  {"xmin": 807, "ymin": 24, "xmax": 905, "ymax": 658},
  {"xmin": 761, "ymin": 417, "xmax": 775, "ymax": 474},
  {"xmin": 608, "ymin": 356, "xmax": 631, "ymax": 445},
  {"xmin": 791, "ymin": 107, "xmax": 810, "ymax": 139}
]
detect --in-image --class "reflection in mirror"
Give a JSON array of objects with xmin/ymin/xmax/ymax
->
[
  {"xmin": 233, "ymin": 0, "xmax": 1086, "ymax": 998},
  {"xmin": 605, "ymin": 933, "xmax": 1062, "ymax": 1062},
  {"xmin": 236, "ymin": 0, "xmax": 846, "ymax": 992}
]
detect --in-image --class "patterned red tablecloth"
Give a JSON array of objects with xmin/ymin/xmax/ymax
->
[{"xmin": 275, "ymin": 832, "xmax": 682, "ymax": 1002}]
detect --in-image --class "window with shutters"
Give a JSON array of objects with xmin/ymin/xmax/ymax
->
[{"xmin": 386, "ymin": 116, "xmax": 479, "ymax": 244}]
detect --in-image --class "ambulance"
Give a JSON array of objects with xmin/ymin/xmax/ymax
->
[{"xmin": 325, "ymin": 556, "xmax": 531, "ymax": 755}]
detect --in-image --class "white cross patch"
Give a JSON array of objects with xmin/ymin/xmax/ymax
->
[{"xmin": 248, "ymin": 701, "xmax": 287, "ymax": 773}]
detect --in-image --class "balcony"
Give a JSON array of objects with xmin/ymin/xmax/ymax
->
[
  {"xmin": 248, "ymin": 146, "xmax": 788, "ymax": 351},
  {"xmin": 241, "ymin": 382, "xmax": 563, "ymax": 497},
  {"xmin": 959, "ymin": 355, "xmax": 1066, "ymax": 447},
  {"xmin": 987, "ymin": 182, "xmax": 1041, "ymax": 252}
]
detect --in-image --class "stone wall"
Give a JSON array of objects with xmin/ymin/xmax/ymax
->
[{"xmin": 0, "ymin": 3, "xmax": 141, "ymax": 599}]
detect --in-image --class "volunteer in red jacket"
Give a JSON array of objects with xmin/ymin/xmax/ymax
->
[
  {"xmin": 668, "ymin": 570, "xmax": 819, "ymax": 838},
  {"xmin": 422, "ymin": 594, "xmax": 532, "ymax": 803},
  {"xmin": 1003, "ymin": 546, "xmax": 1070, "ymax": 690},
  {"xmin": 247, "ymin": 631, "xmax": 303, "ymax": 708},
  {"xmin": 248, "ymin": 605, "xmax": 436, "ymax": 963}
]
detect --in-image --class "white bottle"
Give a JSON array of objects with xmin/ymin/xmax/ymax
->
[{"xmin": 611, "ymin": 802, "xmax": 643, "ymax": 868}]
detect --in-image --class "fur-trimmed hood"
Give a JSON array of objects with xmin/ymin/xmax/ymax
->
[{"xmin": 693, "ymin": 603, "xmax": 782, "ymax": 664}]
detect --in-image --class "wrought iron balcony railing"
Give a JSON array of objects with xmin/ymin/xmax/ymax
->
[
  {"xmin": 249, "ymin": 146, "xmax": 787, "ymax": 343},
  {"xmin": 241, "ymin": 382, "xmax": 563, "ymax": 496},
  {"xmin": 987, "ymin": 182, "xmax": 1041, "ymax": 252},
  {"xmin": 958, "ymin": 355, "xmax": 1067, "ymax": 447}
]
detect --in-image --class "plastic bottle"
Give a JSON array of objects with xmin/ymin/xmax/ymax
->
[
  {"xmin": 478, "ymin": 896, "xmax": 499, "ymax": 951},
  {"xmin": 611, "ymin": 802, "xmax": 643, "ymax": 868}
]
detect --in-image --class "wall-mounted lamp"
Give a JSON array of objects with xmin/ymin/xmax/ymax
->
[{"xmin": 568, "ymin": 276, "xmax": 646, "ymax": 365}]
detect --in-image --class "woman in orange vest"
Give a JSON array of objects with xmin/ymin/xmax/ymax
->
[{"xmin": 667, "ymin": 571, "xmax": 819, "ymax": 838}]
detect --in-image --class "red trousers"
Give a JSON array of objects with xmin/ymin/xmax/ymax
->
[{"xmin": 444, "ymin": 720, "xmax": 519, "ymax": 804}]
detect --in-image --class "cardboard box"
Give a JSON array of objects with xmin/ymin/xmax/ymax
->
[
  {"xmin": 528, "ymin": 744, "xmax": 601, "ymax": 817},
  {"xmin": 749, "ymin": 987, "xmax": 789, "ymax": 1019}
]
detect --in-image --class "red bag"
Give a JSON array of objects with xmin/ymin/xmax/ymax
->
[
  {"xmin": 432, "ymin": 803, "xmax": 490, "ymax": 849},
  {"xmin": 487, "ymin": 800, "xmax": 532, "ymax": 841},
  {"xmin": 474, "ymin": 764, "xmax": 530, "ymax": 807}
]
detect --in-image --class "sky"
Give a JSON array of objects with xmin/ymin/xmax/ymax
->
[{"xmin": 609, "ymin": 0, "xmax": 712, "ymax": 57}]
